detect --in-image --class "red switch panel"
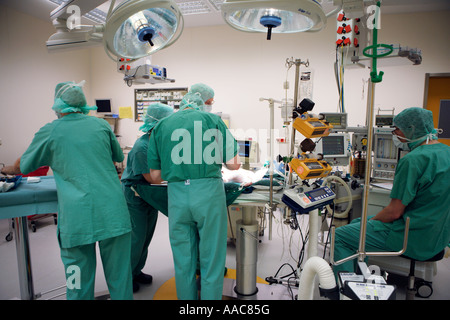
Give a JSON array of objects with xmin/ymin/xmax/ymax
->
[{"xmin": 336, "ymin": 10, "xmax": 362, "ymax": 49}]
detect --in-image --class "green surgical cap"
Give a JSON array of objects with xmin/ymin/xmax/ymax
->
[
  {"xmin": 52, "ymin": 81, "xmax": 97, "ymax": 115},
  {"xmin": 139, "ymin": 102, "xmax": 173, "ymax": 132},
  {"xmin": 393, "ymin": 107, "xmax": 437, "ymax": 149},
  {"xmin": 179, "ymin": 92, "xmax": 204, "ymax": 111},
  {"xmin": 190, "ymin": 83, "xmax": 214, "ymax": 103}
]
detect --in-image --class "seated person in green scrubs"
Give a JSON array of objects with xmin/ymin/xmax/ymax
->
[{"xmin": 333, "ymin": 107, "xmax": 450, "ymax": 277}]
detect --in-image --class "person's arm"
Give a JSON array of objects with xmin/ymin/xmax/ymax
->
[
  {"xmin": 109, "ymin": 128, "xmax": 124, "ymax": 163},
  {"xmin": 218, "ymin": 118, "xmax": 240, "ymax": 171},
  {"xmin": 370, "ymin": 198, "xmax": 406, "ymax": 223},
  {"xmin": 148, "ymin": 169, "xmax": 163, "ymax": 184},
  {"xmin": 224, "ymin": 154, "xmax": 241, "ymax": 170},
  {"xmin": 143, "ymin": 172, "xmax": 165, "ymax": 184},
  {"xmin": 1, "ymin": 157, "xmax": 22, "ymax": 175}
]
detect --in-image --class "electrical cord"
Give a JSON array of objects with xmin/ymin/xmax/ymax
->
[
  {"xmin": 265, "ymin": 263, "xmax": 298, "ymax": 300},
  {"xmin": 322, "ymin": 201, "xmax": 336, "ymax": 260}
]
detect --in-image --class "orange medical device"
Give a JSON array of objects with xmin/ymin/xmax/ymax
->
[
  {"xmin": 293, "ymin": 115, "xmax": 333, "ymax": 138},
  {"xmin": 290, "ymin": 158, "xmax": 332, "ymax": 180}
]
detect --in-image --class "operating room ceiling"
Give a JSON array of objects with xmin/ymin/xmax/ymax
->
[{"xmin": 1, "ymin": 0, "xmax": 450, "ymax": 28}]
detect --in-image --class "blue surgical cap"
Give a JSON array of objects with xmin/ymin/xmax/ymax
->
[
  {"xmin": 190, "ymin": 83, "xmax": 214, "ymax": 103},
  {"xmin": 179, "ymin": 92, "xmax": 204, "ymax": 111},
  {"xmin": 52, "ymin": 81, "xmax": 97, "ymax": 115},
  {"xmin": 139, "ymin": 102, "xmax": 173, "ymax": 132},
  {"xmin": 393, "ymin": 107, "xmax": 437, "ymax": 149}
]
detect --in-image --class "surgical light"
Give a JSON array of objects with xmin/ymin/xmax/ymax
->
[
  {"xmin": 221, "ymin": 0, "xmax": 327, "ymax": 40},
  {"xmin": 103, "ymin": 0, "xmax": 184, "ymax": 60}
]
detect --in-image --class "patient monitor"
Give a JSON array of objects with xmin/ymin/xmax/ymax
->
[
  {"xmin": 237, "ymin": 140, "xmax": 259, "ymax": 169},
  {"xmin": 315, "ymin": 133, "xmax": 351, "ymax": 166}
]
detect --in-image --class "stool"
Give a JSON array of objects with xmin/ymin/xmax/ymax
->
[{"xmin": 404, "ymin": 249, "xmax": 445, "ymax": 300}]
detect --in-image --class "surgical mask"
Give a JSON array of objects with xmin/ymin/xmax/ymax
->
[
  {"xmin": 204, "ymin": 105, "xmax": 212, "ymax": 113},
  {"xmin": 392, "ymin": 130, "xmax": 439, "ymax": 151},
  {"xmin": 392, "ymin": 134, "xmax": 410, "ymax": 151}
]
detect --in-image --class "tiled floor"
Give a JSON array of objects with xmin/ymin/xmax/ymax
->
[{"xmin": 1, "ymin": 211, "xmax": 449, "ymax": 300}]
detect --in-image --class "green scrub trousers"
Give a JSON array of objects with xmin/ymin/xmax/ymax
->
[
  {"xmin": 121, "ymin": 132, "xmax": 169, "ymax": 279},
  {"xmin": 60, "ymin": 232, "xmax": 133, "ymax": 300},
  {"xmin": 168, "ymin": 178, "xmax": 228, "ymax": 300},
  {"xmin": 333, "ymin": 216, "xmax": 390, "ymax": 275},
  {"xmin": 123, "ymin": 185, "xmax": 159, "ymax": 278}
]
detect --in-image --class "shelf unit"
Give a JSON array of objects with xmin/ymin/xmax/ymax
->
[{"xmin": 134, "ymin": 87, "xmax": 188, "ymax": 122}]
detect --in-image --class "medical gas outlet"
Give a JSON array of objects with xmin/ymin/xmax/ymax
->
[{"xmin": 336, "ymin": 10, "xmax": 362, "ymax": 48}]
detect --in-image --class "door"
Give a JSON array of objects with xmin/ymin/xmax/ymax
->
[{"xmin": 423, "ymin": 73, "xmax": 450, "ymax": 146}]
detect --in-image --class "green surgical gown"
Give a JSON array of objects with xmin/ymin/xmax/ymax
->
[
  {"xmin": 147, "ymin": 109, "xmax": 239, "ymax": 300},
  {"xmin": 386, "ymin": 143, "xmax": 450, "ymax": 260},
  {"xmin": 121, "ymin": 133, "xmax": 151, "ymax": 187},
  {"xmin": 147, "ymin": 109, "xmax": 238, "ymax": 182},
  {"xmin": 20, "ymin": 113, "xmax": 131, "ymax": 248}
]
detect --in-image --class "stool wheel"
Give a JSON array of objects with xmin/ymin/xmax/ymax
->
[{"xmin": 416, "ymin": 281, "xmax": 433, "ymax": 299}]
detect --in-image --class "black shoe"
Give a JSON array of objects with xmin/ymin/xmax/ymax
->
[
  {"xmin": 134, "ymin": 272, "xmax": 153, "ymax": 285},
  {"xmin": 133, "ymin": 281, "xmax": 140, "ymax": 293},
  {"xmin": 196, "ymin": 275, "xmax": 201, "ymax": 291}
]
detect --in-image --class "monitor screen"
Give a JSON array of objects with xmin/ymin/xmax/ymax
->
[
  {"xmin": 95, "ymin": 99, "xmax": 112, "ymax": 113},
  {"xmin": 237, "ymin": 140, "xmax": 252, "ymax": 158},
  {"xmin": 325, "ymin": 115, "xmax": 343, "ymax": 127},
  {"xmin": 308, "ymin": 188, "xmax": 327, "ymax": 198},
  {"xmin": 322, "ymin": 135, "xmax": 345, "ymax": 156},
  {"xmin": 304, "ymin": 161, "xmax": 323, "ymax": 170},
  {"xmin": 308, "ymin": 120, "xmax": 326, "ymax": 127}
]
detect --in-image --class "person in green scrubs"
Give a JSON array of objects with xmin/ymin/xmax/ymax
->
[
  {"xmin": 4, "ymin": 81, "xmax": 133, "ymax": 300},
  {"xmin": 333, "ymin": 107, "xmax": 450, "ymax": 276},
  {"xmin": 187, "ymin": 83, "xmax": 215, "ymax": 112},
  {"xmin": 121, "ymin": 102, "xmax": 173, "ymax": 293},
  {"xmin": 147, "ymin": 90, "xmax": 241, "ymax": 300}
]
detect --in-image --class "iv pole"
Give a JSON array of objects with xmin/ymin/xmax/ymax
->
[
  {"xmin": 260, "ymin": 58, "xmax": 309, "ymax": 240},
  {"xmin": 330, "ymin": 1, "xmax": 410, "ymax": 268}
]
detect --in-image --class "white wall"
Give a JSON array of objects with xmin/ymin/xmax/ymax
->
[
  {"xmin": 0, "ymin": 6, "xmax": 91, "ymax": 165},
  {"xmin": 91, "ymin": 10, "xmax": 450, "ymax": 160},
  {"xmin": 1, "ymin": 6, "xmax": 450, "ymax": 167}
]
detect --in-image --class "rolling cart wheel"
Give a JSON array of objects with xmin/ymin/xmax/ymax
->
[
  {"xmin": 53, "ymin": 214, "xmax": 58, "ymax": 225},
  {"xmin": 32, "ymin": 223, "xmax": 37, "ymax": 232},
  {"xmin": 5, "ymin": 233, "xmax": 13, "ymax": 242},
  {"xmin": 416, "ymin": 281, "xmax": 433, "ymax": 298}
]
